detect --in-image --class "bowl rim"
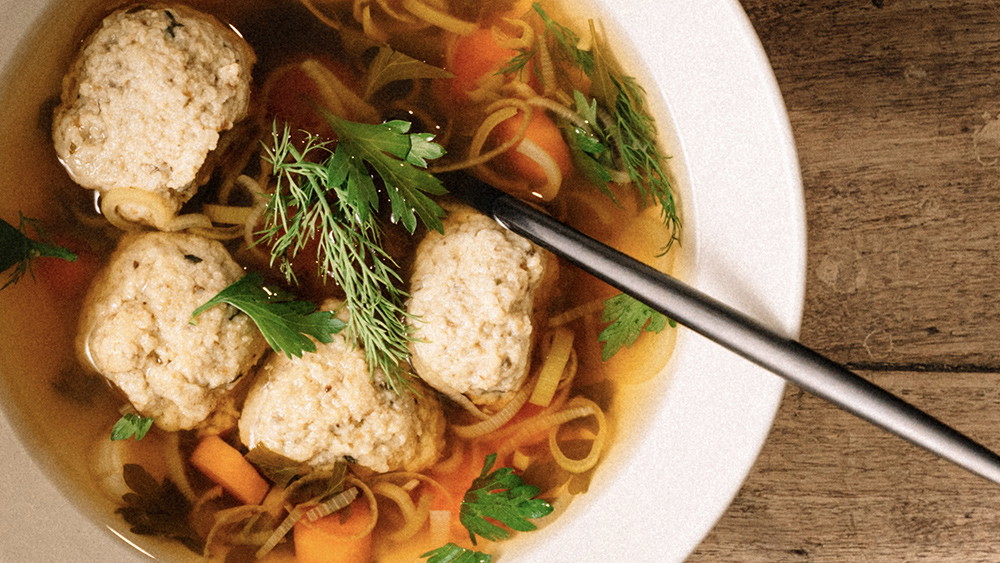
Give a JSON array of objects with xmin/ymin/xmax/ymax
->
[{"xmin": 0, "ymin": 0, "xmax": 805, "ymax": 561}]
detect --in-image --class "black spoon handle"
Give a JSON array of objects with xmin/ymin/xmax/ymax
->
[{"xmin": 444, "ymin": 173, "xmax": 1000, "ymax": 485}]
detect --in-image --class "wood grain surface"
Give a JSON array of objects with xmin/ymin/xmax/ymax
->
[{"xmin": 690, "ymin": 1, "xmax": 1000, "ymax": 560}]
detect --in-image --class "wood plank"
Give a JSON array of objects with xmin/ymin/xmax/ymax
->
[
  {"xmin": 690, "ymin": 371, "xmax": 1000, "ymax": 561},
  {"xmin": 740, "ymin": 0, "xmax": 1000, "ymax": 367}
]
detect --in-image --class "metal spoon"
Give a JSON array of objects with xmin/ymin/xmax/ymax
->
[{"xmin": 443, "ymin": 172, "xmax": 1000, "ymax": 486}]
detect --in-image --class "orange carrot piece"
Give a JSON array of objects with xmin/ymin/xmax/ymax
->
[
  {"xmin": 494, "ymin": 110, "xmax": 572, "ymax": 189},
  {"xmin": 448, "ymin": 27, "xmax": 518, "ymax": 101},
  {"xmin": 189, "ymin": 435, "xmax": 269, "ymax": 506},
  {"xmin": 294, "ymin": 501, "xmax": 374, "ymax": 563}
]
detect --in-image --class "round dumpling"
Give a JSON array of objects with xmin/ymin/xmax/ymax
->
[
  {"xmin": 239, "ymin": 306, "xmax": 446, "ymax": 473},
  {"xmin": 407, "ymin": 204, "xmax": 547, "ymax": 410},
  {"xmin": 78, "ymin": 231, "xmax": 266, "ymax": 431},
  {"xmin": 52, "ymin": 4, "xmax": 255, "ymax": 225}
]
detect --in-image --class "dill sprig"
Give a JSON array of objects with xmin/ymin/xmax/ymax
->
[
  {"xmin": 0, "ymin": 213, "xmax": 77, "ymax": 289},
  {"xmin": 531, "ymin": 3, "xmax": 681, "ymax": 250},
  {"xmin": 259, "ymin": 121, "xmax": 446, "ymax": 393}
]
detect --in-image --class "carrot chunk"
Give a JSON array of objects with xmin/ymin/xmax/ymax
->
[
  {"xmin": 189, "ymin": 435, "xmax": 269, "ymax": 506},
  {"xmin": 294, "ymin": 501, "xmax": 374, "ymax": 563},
  {"xmin": 494, "ymin": 110, "xmax": 572, "ymax": 195},
  {"xmin": 448, "ymin": 27, "xmax": 518, "ymax": 102}
]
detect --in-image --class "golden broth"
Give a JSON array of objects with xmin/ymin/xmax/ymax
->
[{"xmin": 0, "ymin": 0, "xmax": 681, "ymax": 560}]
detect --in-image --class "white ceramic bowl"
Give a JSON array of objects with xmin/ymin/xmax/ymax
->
[{"xmin": 0, "ymin": 1, "xmax": 804, "ymax": 561}]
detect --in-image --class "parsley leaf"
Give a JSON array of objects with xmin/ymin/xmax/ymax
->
[
  {"xmin": 0, "ymin": 214, "xmax": 76, "ymax": 289},
  {"xmin": 421, "ymin": 543, "xmax": 492, "ymax": 563},
  {"xmin": 111, "ymin": 413, "xmax": 154, "ymax": 441},
  {"xmin": 116, "ymin": 464, "xmax": 203, "ymax": 554},
  {"xmin": 191, "ymin": 272, "xmax": 346, "ymax": 358},
  {"xmin": 598, "ymin": 293, "xmax": 673, "ymax": 361},
  {"xmin": 364, "ymin": 46, "xmax": 454, "ymax": 100},
  {"xmin": 322, "ymin": 112, "xmax": 448, "ymax": 233},
  {"xmin": 261, "ymin": 120, "xmax": 445, "ymax": 393},
  {"xmin": 460, "ymin": 453, "xmax": 553, "ymax": 545}
]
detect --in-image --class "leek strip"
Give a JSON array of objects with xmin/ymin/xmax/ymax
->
[
  {"xmin": 361, "ymin": 4, "xmax": 391, "ymax": 43},
  {"xmin": 401, "ymin": 0, "xmax": 477, "ymax": 36},
  {"xmin": 536, "ymin": 32, "xmax": 556, "ymax": 97},
  {"xmin": 429, "ymin": 105, "xmax": 522, "ymax": 173},
  {"xmin": 498, "ymin": 393, "xmax": 594, "ymax": 455},
  {"xmin": 254, "ymin": 503, "xmax": 307, "ymax": 560},
  {"xmin": 299, "ymin": 59, "xmax": 380, "ymax": 123},
  {"xmin": 304, "ymin": 486, "xmax": 359, "ymax": 521},
  {"xmin": 529, "ymin": 328, "xmax": 574, "ymax": 407},
  {"xmin": 548, "ymin": 397, "xmax": 607, "ymax": 474},
  {"xmin": 372, "ymin": 481, "xmax": 427, "ymax": 542},
  {"xmin": 548, "ymin": 298, "xmax": 604, "ymax": 327},
  {"xmin": 376, "ymin": 0, "xmax": 422, "ymax": 24},
  {"xmin": 298, "ymin": 0, "xmax": 343, "ymax": 29},
  {"xmin": 164, "ymin": 431, "xmax": 198, "ymax": 503},
  {"xmin": 100, "ymin": 187, "xmax": 174, "ymax": 231},
  {"xmin": 166, "ymin": 212, "xmax": 213, "ymax": 232},
  {"xmin": 202, "ymin": 204, "xmax": 255, "ymax": 225},
  {"xmin": 514, "ymin": 137, "xmax": 561, "ymax": 200},
  {"xmin": 495, "ymin": 18, "xmax": 534, "ymax": 50},
  {"xmin": 451, "ymin": 383, "xmax": 531, "ymax": 438},
  {"xmin": 433, "ymin": 440, "xmax": 466, "ymax": 474}
]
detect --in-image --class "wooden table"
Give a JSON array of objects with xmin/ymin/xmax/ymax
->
[{"xmin": 689, "ymin": 1, "xmax": 1000, "ymax": 560}]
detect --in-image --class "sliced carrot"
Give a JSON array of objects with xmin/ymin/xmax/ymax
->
[
  {"xmin": 189, "ymin": 435, "xmax": 269, "ymax": 506},
  {"xmin": 294, "ymin": 501, "xmax": 374, "ymax": 563},
  {"xmin": 448, "ymin": 27, "xmax": 518, "ymax": 102},
  {"xmin": 493, "ymin": 110, "xmax": 572, "ymax": 194}
]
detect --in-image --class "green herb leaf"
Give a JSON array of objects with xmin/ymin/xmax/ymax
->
[
  {"xmin": 421, "ymin": 543, "xmax": 492, "ymax": 563},
  {"xmin": 459, "ymin": 453, "xmax": 553, "ymax": 545},
  {"xmin": 244, "ymin": 445, "xmax": 312, "ymax": 488},
  {"xmin": 364, "ymin": 46, "xmax": 454, "ymax": 100},
  {"xmin": 192, "ymin": 272, "xmax": 346, "ymax": 358},
  {"xmin": 260, "ymin": 122, "xmax": 442, "ymax": 393},
  {"xmin": 111, "ymin": 413, "xmax": 155, "ymax": 441},
  {"xmin": 116, "ymin": 463, "xmax": 203, "ymax": 554},
  {"xmin": 0, "ymin": 214, "xmax": 77, "ymax": 289},
  {"xmin": 598, "ymin": 293, "xmax": 672, "ymax": 360},
  {"xmin": 322, "ymin": 112, "xmax": 448, "ymax": 233},
  {"xmin": 527, "ymin": 4, "xmax": 681, "ymax": 251}
]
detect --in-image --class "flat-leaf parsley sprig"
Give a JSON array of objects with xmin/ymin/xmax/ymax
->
[
  {"xmin": 259, "ymin": 118, "xmax": 447, "ymax": 392},
  {"xmin": 459, "ymin": 453, "xmax": 553, "ymax": 545},
  {"xmin": 192, "ymin": 272, "xmax": 346, "ymax": 359},
  {"xmin": 421, "ymin": 543, "xmax": 492, "ymax": 563},
  {"xmin": 598, "ymin": 293, "xmax": 674, "ymax": 361}
]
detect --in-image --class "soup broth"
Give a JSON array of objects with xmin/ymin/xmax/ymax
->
[{"xmin": 0, "ymin": 0, "xmax": 681, "ymax": 560}]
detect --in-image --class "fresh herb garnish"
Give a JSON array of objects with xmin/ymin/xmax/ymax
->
[
  {"xmin": 0, "ymin": 214, "xmax": 76, "ymax": 289},
  {"xmin": 597, "ymin": 293, "xmax": 673, "ymax": 361},
  {"xmin": 459, "ymin": 453, "xmax": 553, "ymax": 545},
  {"xmin": 364, "ymin": 46, "xmax": 454, "ymax": 100},
  {"xmin": 260, "ymin": 119, "xmax": 446, "ymax": 392},
  {"xmin": 421, "ymin": 543, "xmax": 492, "ymax": 563},
  {"xmin": 527, "ymin": 3, "xmax": 681, "ymax": 250},
  {"xmin": 244, "ymin": 445, "xmax": 311, "ymax": 488},
  {"xmin": 116, "ymin": 463, "xmax": 203, "ymax": 554},
  {"xmin": 191, "ymin": 272, "xmax": 346, "ymax": 358},
  {"xmin": 111, "ymin": 413, "xmax": 154, "ymax": 441}
]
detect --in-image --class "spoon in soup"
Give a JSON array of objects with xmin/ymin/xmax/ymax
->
[{"xmin": 442, "ymin": 172, "xmax": 1000, "ymax": 487}]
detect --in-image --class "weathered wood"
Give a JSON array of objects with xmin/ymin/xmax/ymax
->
[
  {"xmin": 691, "ymin": 1, "xmax": 1000, "ymax": 560},
  {"xmin": 745, "ymin": 0, "xmax": 1000, "ymax": 367},
  {"xmin": 690, "ymin": 372, "xmax": 1000, "ymax": 561}
]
